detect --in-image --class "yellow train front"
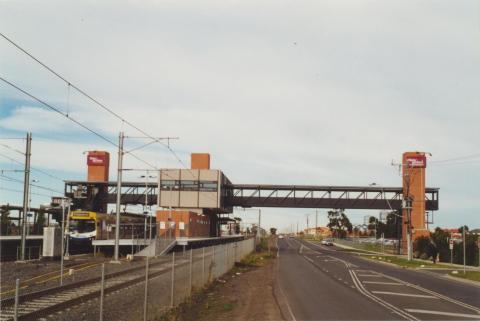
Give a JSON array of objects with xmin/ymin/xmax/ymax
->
[{"xmin": 68, "ymin": 210, "xmax": 150, "ymax": 245}]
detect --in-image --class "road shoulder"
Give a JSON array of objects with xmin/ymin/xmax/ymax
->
[{"xmin": 158, "ymin": 252, "xmax": 284, "ymax": 321}]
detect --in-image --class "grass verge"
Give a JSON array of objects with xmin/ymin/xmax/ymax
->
[
  {"xmin": 363, "ymin": 255, "xmax": 459, "ymax": 269},
  {"xmin": 448, "ymin": 271, "xmax": 480, "ymax": 282}
]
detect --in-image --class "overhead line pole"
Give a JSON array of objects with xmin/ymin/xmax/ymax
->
[
  {"xmin": 19, "ymin": 132, "xmax": 31, "ymax": 262},
  {"xmin": 112, "ymin": 132, "xmax": 124, "ymax": 263}
]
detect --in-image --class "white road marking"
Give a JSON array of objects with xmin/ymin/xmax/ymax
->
[
  {"xmin": 362, "ymin": 281, "xmax": 403, "ymax": 285},
  {"xmin": 303, "ymin": 256, "xmax": 314, "ymax": 263},
  {"xmin": 357, "ymin": 274, "xmax": 382, "ymax": 277},
  {"xmin": 348, "ymin": 270, "xmax": 418, "ymax": 320},
  {"xmin": 371, "ymin": 291, "xmax": 438, "ymax": 299},
  {"xmin": 373, "ymin": 272, "xmax": 480, "ymax": 314},
  {"xmin": 405, "ymin": 309, "xmax": 480, "ymax": 319},
  {"xmin": 278, "ymin": 282, "xmax": 298, "ymax": 321}
]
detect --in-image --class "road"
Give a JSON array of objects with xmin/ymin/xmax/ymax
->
[{"xmin": 277, "ymin": 238, "xmax": 480, "ymax": 321}]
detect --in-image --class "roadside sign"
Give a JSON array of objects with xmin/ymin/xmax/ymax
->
[{"xmin": 449, "ymin": 239, "xmax": 454, "ymax": 250}]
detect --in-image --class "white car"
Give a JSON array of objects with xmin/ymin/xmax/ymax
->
[{"xmin": 321, "ymin": 239, "xmax": 334, "ymax": 246}]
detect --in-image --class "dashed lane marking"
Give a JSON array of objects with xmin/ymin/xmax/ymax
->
[
  {"xmin": 404, "ymin": 309, "xmax": 480, "ymax": 319},
  {"xmin": 362, "ymin": 281, "xmax": 403, "ymax": 285},
  {"xmin": 357, "ymin": 274, "xmax": 382, "ymax": 277},
  {"xmin": 371, "ymin": 291, "xmax": 438, "ymax": 299}
]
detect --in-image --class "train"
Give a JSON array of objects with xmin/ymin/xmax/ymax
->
[{"xmin": 68, "ymin": 210, "xmax": 152, "ymax": 242}]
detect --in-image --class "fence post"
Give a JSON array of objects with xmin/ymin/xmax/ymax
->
[
  {"xmin": 189, "ymin": 249, "xmax": 193, "ymax": 296},
  {"xmin": 143, "ymin": 257, "xmax": 149, "ymax": 321},
  {"xmin": 212, "ymin": 246, "xmax": 215, "ymax": 279},
  {"xmin": 234, "ymin": 242, "xmax": 237, "ymax": 263},
  {"xmin": 225, "ymin": 244, "xmax": 228, "ymax": 272},
  {"xmin": 170, "ymin": 252, "xmax": 175, "ymax": 307},
  {"xmin": 99, "ymin": 263, "xmax": 105, "ymax": 321},
  {"xmin": 14, "ymin": 278, "xmax": 20, "ymax": 321},
  {"xmin": 202, "ymin": 247, "xmax": 205, "ymax": 286}
]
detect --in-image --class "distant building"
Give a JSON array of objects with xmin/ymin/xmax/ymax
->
[
  {"xmin": 304, "ymin": 227, "xmax": 331, "ymax": 237},
  {"xmin": 443, "ymin": 228, "xmax": 462, "ymax": 240}
]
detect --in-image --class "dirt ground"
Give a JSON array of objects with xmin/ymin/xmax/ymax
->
[{"xmin": 160, "ymin": 251, "xmax": 284, "ymax": 321}]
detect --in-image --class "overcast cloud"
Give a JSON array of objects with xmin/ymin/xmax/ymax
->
[{"xmin": 1, "ymin": 0, "xmax": 479, "ymax": 230}]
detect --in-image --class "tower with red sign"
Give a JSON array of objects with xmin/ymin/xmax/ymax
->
[
  {"xmin": 87, "ymin": 151, "xmax": 110, "ymax": 182},
  {"xmin": 402, "ymin": 152, "xmax": 429, "ymax": 253}
]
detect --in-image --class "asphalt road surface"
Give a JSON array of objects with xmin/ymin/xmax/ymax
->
[{"xmin": 277, "ymin": 237, "xmax": 480, "ymax": 321}]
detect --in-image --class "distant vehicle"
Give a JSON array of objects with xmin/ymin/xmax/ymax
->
[
  {"xmin": 278, "ymin": 235, "xmax": 284, "ymax": 239},
  {"xmin": 321, "ymin": 239, "xmax": 334, "ymax": 246}
]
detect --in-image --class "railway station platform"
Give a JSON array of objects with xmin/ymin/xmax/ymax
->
[
  {"xmin": 92, "ymin": 235, "xmax": 246, "ymax": 257},
  {"xmin": 0, "ymin": 235, "xmax": 43, "ymax": 241}
]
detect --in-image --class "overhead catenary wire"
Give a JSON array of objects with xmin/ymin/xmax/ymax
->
[
  {"xmin": 0, "ymin": 174, "xmax": 63, "ymax": 194},
  {"xmin": 0, "ymin": 186, "xmax": 54, "ymax": 198},
  {"xmin": 430, "ymin": 153, "xmax": 480, "ymax": 164},
  {"xmin": 0, "ymin": 142, "xmax": 25, "ymax": 156},
  {"xmin": 0, "ymin": 32, "xmax": 188, "ymax": 171},
  {"xmin": 0, "ymin": 76, "xmax": 158, "ymax": 171},
  {"xmin": 0, "ymin": 152, "xmax": 65, "ymax": 182}
]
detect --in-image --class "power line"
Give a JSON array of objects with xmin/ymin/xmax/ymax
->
[
  {"xmin": 0, "ymin": 32, "xmax": 188, "ymax": 170},
  {"xmin": 0, "ymin": 77, "xmax": 159, "ymax": 171}
]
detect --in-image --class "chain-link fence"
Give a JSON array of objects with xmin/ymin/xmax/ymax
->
[
  {"xmin": 1, "ymin": 237, "xmax": 255, "ymax": 321},
  {"xmin": 333, "ymin": 237, "xmax": 398, "ymax": 254}
]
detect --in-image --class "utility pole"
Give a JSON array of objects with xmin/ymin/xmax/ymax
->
[
  {"xmin": 113, "ymin": 132, "xmax": 124, "ymax": 263},
  {"xmin": 19, "ymin": 132, "xmax": 31, "ymax": 262},
  {"xmin": 315, "ymin": 209, "xmax": 318, "ymax": 239},
  {"xmin": 296, "ymin": 221, "xmax": 299, "ymax": 236},
  {"xmin": 64, "ymin": 201, "xmax": 71, "ymax": 260},
  {"xmin": 463, "ymin": 226, "xmax": 466, "ymax": 275},
  {"xmin": 306, "ymin": 215, "xmax": 309, "ymax": 235},
  {"xmin": 405, "ymin": 197, "xmax": 413, "ymax": 261},
  {"xmin": 257, "ymin": 209, "xmax": 262, "ymax": 241}
]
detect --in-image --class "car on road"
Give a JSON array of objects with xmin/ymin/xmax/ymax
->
[{"xmin": 321, "ymin": 239, "xmax": 334, "ymax": 246}]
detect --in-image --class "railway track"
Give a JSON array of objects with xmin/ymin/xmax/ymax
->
[
  {"xmin": 0, "ymin": 261, "xmax": 101, "ymax": 297},
  {"xmin": 0, "ymin": 257, "xmax": 185, "ymax": 321}
]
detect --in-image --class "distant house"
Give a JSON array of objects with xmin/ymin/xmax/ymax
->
[
  {"xmin": 442, "ymin": 228, "xmax": 462, "ymax": 240},
  {"xmin": 469, "ymin": 228, "xmax": 480, "ymax": 235}
]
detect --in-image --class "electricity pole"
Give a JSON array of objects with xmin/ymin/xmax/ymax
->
[
  {"xmin": 463, "ymin": 226, "xmax": 466, "ymax": 274},
  {"xmin": 19, "ymin": 132, "xmax": 32, "ymax": 262},
  {"xmin": 257, "ymin": 209, "xmax": 262, "ymax": 241},
  {"xmin": 113, "ymin": 132, "xmax": 124, "ymax": 263},
  {"xmin": 315, "ymin": 209, "xmax": 318, "ymax": 239},
  {"xmin": 306, "ymin": 215, "xmax": 309, "ymax": 235},
  {"xmin": 405, "ymin": 198, "xmax": 413, "ymax": 261}
]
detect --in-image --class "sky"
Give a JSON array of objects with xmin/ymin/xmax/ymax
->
[{"xmin": 1, "ymin": 0, "xmax": 479, "ymax": 232}]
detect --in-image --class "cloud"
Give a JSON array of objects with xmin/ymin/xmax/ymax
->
[{"xmin": 0, "ymin": 0, "xmax": 479, "ymax": 229}]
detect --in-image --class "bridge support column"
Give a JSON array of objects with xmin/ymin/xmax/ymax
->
[{"xmin": 402, "ymin": 152, "xmax": 430, "ymax": 255}]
